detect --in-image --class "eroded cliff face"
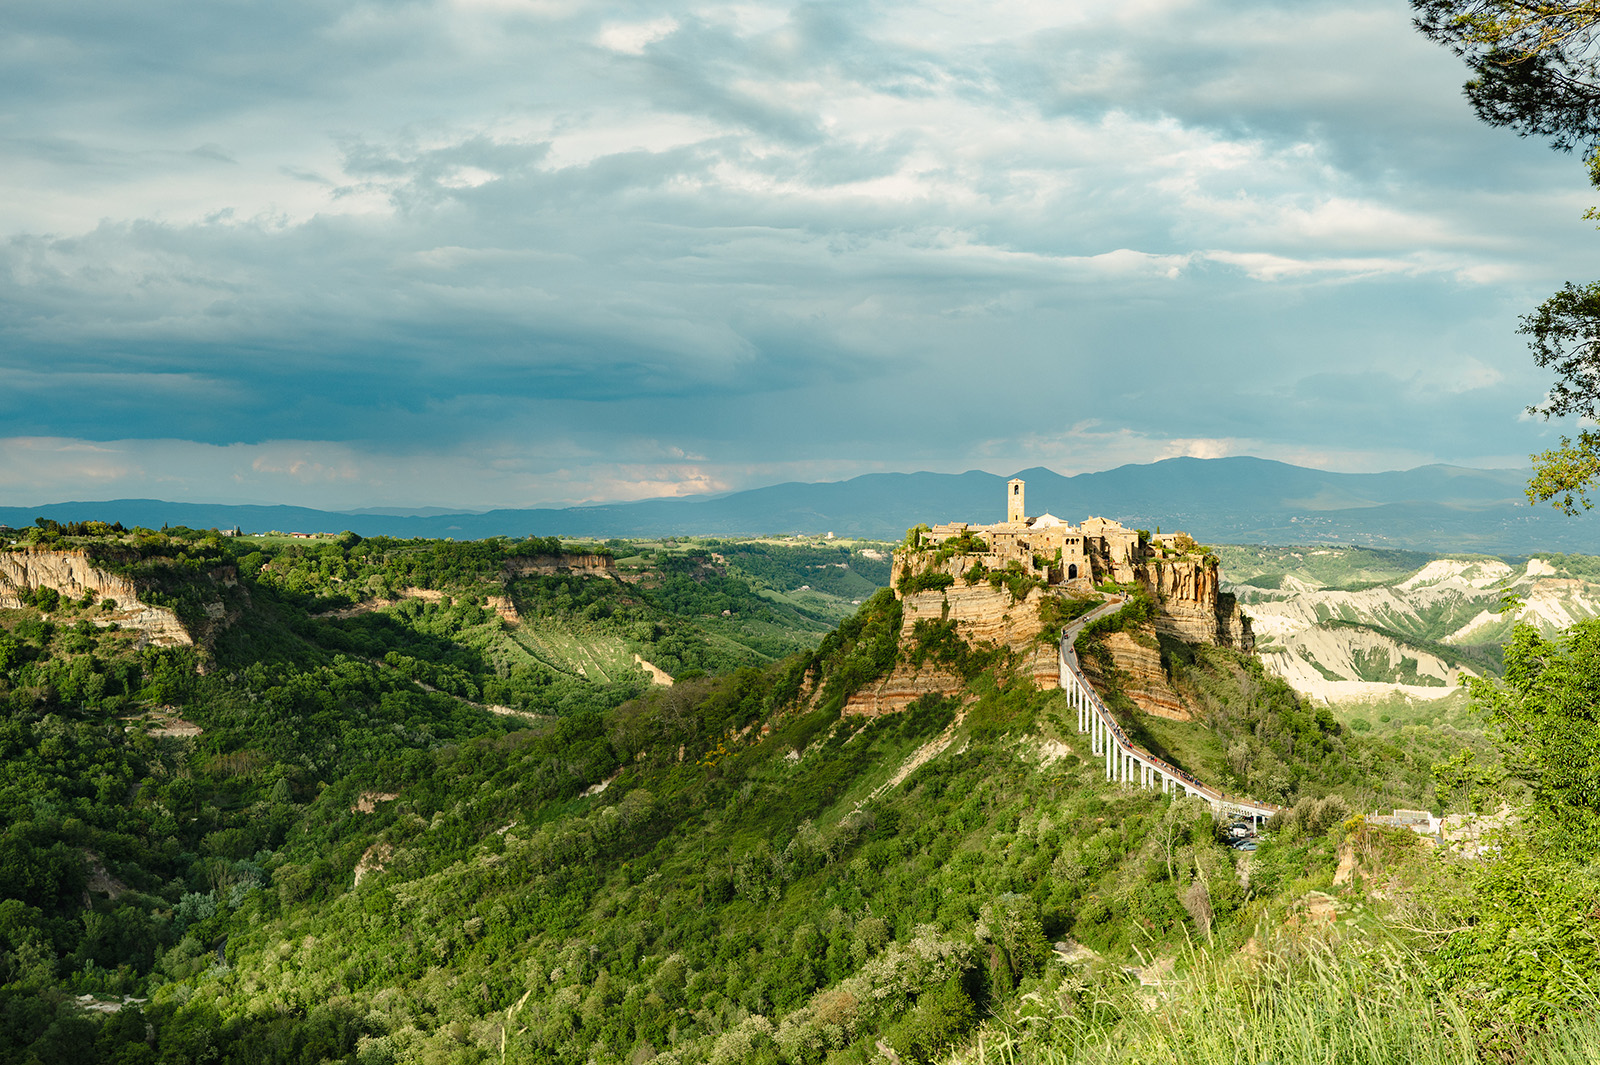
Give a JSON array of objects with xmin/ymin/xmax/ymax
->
[
  {"xmin": 503, "ymin": 554, "xmax": 616, "ymax": 578},
  {"xmin": 857, "ymin": 541, "xmax": 1252, "ymax": 717},
  {"xmin": 0, "ymin": 550, "xmax": 143, "ymax": 608},
  {"xmin": 844, "ymin": 582, "xmax": 1059, "ymax": 716},
  {"xmin": 1077, "ymin": 631, "xmax": 1191, "ymax": 721},
  {"xmin": 1136, "ymin": 558, "xmax": 1254, "ymax": 652},
  {"xmin": 0, "ymin": 548, "xmax": 233, "ymax": 648}
]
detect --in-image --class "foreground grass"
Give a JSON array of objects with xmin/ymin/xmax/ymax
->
[{"xmin": 955, "ymin": 937, "xmax": 1600, "ymax": 1065}]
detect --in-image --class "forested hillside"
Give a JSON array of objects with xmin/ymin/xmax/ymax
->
[{"xmin": 0, "ymin": 523, "xmax": 1596, "ymax": 1064}]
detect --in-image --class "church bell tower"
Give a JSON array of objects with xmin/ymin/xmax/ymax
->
[{"xmin": 1007, "ymin": 478, "xmax": 1026, "ymax": 524}]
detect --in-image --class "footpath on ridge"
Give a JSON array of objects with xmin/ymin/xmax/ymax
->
[{"xmin": 1060, "ymin": 594, "xmax": 1280, "ymax": 823}]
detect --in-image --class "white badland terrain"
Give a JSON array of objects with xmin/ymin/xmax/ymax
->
[{"xmin": 1223, "ymin": 550, "xmax": 1600, "ymax": 704}]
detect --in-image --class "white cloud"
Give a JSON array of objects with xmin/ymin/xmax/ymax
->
[
  {"xmin": 596, "ymin": 16, "xmax": 679, "ymax": 55},
  {"xmin": 0, "ymin": 0, "xmax": 1590, "ymax": 508},
  {"xmin": 1202, "ymin": 250, "xmax": 1449, "ymax": 282}
]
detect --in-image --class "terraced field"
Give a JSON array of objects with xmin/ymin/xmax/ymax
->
[{"xmin": 508, "ymin": 624, "xmax": 641, "ymax": 683}]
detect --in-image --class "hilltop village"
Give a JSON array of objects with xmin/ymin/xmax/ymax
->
[
  {"xmin": 845, "ymin": 479, "xmax": 1252, "ymax": 716},
  {"xmin": 902, "ymin": 478, "xmax": 1184, "ymax": 588}
]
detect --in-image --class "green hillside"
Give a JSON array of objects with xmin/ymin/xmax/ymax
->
[{"xmin": 0, "ymin": 525, "xmax": 1596, "ymax": 1064}]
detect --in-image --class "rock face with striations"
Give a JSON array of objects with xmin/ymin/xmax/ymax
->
[
  {"xmin": 1136, "ymin": 557, "xmax": 1253, "ymax": 652},
  {"xmin": 0, "ymin": 548, "xmax": 232, "ymax": 648},
  {"xmin": 844, "ymin": 582, "xmax": 1060, "ymax": 716},
  {"xmin": 1077, "ymin": 631, "xmax": 1191, "ymax": 721},
  {"xmin": 502, "ymin": 554, "xmax": 616, "ymax": 579}
]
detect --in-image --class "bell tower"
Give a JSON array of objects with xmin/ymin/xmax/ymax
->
[{"xmin": 1007, "ymin": 478, "xmax": 1025, "ymax": 524}]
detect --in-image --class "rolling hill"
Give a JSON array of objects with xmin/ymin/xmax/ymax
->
[{"xmin": 7, "ymin": 457, "xmax": 1600, "ymax": 553}]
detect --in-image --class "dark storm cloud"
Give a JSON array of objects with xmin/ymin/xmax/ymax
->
[{"xmin": 0, "ymin": 0, "xmax": 1588, "ymax": 506}]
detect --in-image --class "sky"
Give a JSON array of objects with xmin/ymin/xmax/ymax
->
[{"xmin": 3, "ymin": 0, "xmax": 1596, "ymax": 511}]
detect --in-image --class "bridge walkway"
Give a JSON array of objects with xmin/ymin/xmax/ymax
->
[{"xmin": 1059, "ymin": 595, "xmax": 1280, "ymax": 824}]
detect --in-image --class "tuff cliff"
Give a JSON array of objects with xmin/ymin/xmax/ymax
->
[
  {"xmin": 851, "ymin": 483, "xmax": 1252, "ymax": 717},
  {"xmin": 843, "ymin": 582, "xmax": 1060, "ymax": 716},
  {"xmin": 0, "ymin": 548, "xmax": 240, "ymax": 649},
  {"xmin": 503, "ymin": 553, "xmax": 616, "ymax": 578},
  {"xmin": 1138, "ymin": 556, "xmax": 1253, "ymax": 652},
  {"xmin": 886, "ymin": 550, "xmax": 1252, "ymax": 659},
  {"xmin": 1077, "ymin": 630, "xmax": 1190, "ymax": 721}
]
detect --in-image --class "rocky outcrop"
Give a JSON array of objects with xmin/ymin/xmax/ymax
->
[
  {"xmin": 485, "ymin": 595, "xmax": 521, "ymax": 625},
  {"xmin": 844, "ymin": 582, "xmax": 1061, "ymax": 716},
  {"xmin": 900, "ymin": 583, "xmax": 1046, "ymax": 647},
  {"xmin": 1077, "ymin": 631, "xmax": 1191, "ymax": 721},
  {"xmin": 502, "ymin": 554, "xmax": 616, "ymax": 578},
  {"xmin": 0, "ymin": 549, "xmax": 142, "ymax": 608},
  {"xmin": 843, "ymin": 660, "xmax": 970, "ymax": 717},
  {"xmin": 1137, "ymin": 558, "xmax": 1253, "ymax": 652},
  {"xmin": 0, "ymin": 549, "xmax": 196, "ymax": 647},
  {"xmin": 894, "ymin": 545, "xmax": 1251, "ymax": 658},
  {"xmin": 860, "ymin": 504, "xmax": 1251, "ymax": 718}
]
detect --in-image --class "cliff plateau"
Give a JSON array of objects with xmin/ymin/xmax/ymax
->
[
  {"xmin": 848, "ymin": 481, "xmax": 1250, "ymax": 717},
  {"xmin": 0, "ymin": 548, "xmax": 236, "ymax": 649}
]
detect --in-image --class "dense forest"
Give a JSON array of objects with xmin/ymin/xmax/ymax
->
[{"xmin": 0, "ymin": 523, "xmax": 1595, "ymax": 1063}]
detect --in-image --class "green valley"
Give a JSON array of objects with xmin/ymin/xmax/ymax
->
[{"xmin": 0, "ymin": 521, "xmax": 1596, "ymax": 1064}]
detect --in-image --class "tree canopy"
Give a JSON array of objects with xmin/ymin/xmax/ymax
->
[
  {"xmin": 1414, "ymin": 2, "xmax": 1600, "ymax": 511},
  {"xmin": 1413, "ymin": 1, "xmax": 1600, "ymax": 151},
  {"xmin": 1522, "ymin": 280, "xmax": 1600, "ymax": 510},
  {"xmin": 1469, "ymin": 620, "xmax": 1600, "ymax": 849}
]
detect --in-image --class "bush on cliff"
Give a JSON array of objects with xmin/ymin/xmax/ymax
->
[{"xmin": 898, "ymin": 570, "xmax": 955, "ymax": 595}]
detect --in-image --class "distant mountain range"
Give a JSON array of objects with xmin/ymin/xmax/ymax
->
[{"xmin": 5, "ymin": 457, "xmax": 1600, "ymax": 554}]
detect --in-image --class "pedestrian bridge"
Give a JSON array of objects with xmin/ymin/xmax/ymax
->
[{"xmin": 1059, "ymin": 597, "xmax": 1280, "ymax": 824}]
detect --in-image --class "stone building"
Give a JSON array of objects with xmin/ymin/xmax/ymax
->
[
  {"xmin": 851, "ymin": 479, "xmax": 1251, "ymax": 717},
  {"xmin": 902, "ymin": 478, "xmax": 1147, "ymax": 589}
]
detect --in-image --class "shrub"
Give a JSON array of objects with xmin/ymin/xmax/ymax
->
[{"xmin": 898, "ymin": 570, "xmax": 955, "ymax": 595}]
